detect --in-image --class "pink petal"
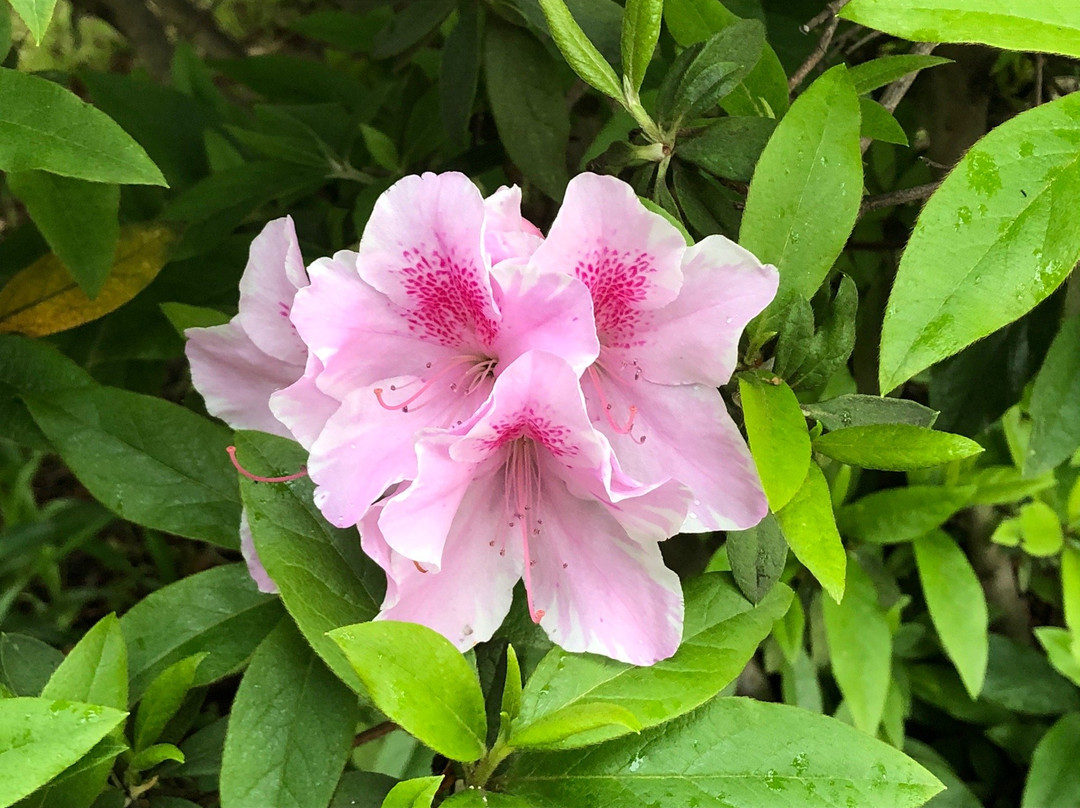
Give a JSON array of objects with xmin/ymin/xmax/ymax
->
[
  {"xmin": 589, "ymin": 375, "xmax": 768, "ymax": 532},
  {"xmin": 269, "ymin": 353, "xmax": 340, "ymax": 450},
  {"xmin": 185, "ymin": 320, "xmax": 300, "ymax": 437},
  {"xmin": 624, "ymin": 235, "xmax": 779, "ymax": 387},
  {"xmin": 531, "ymin": 173, "xmax": 686, "ymax": 347},
  {"xmin": 236, "ymin": 216, "xmax": 309, "ymax": 366},
  {"xmin": 490, "ymin": 268, "xmax": 600, "ymax": 378},
  {"xmin": 528, "ymin": 476, "xmax": 684, "ymax": 665},
  {"xmin": 357, "ymin": 172, "xmax": 500, "ymax": 350},
  {"xmin": 363, "ymin": 479, "xmax": 523, "ymax": 651},
  {"xmin": 483, "ymin": 185, "xmax": 544, "ymax": 266},
  {"xmin": 240, "ymin": 509, "xmax": 279, "ymax": 594}
]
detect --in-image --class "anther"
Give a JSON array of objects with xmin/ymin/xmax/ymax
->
[
  {"xmin": 227, "ymin": 446, "xmax": 308, "ymax": 483},
  {"xmin": 413, "ymin": 561, "xmax": 429, "ymax": 574}
]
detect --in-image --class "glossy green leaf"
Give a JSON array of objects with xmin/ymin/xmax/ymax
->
[
  {"xmin": 439, "ymin": 0, "xmax": 481, "ymax": 148},
  {"xmin": 236, "ymin": 431, "xmax": 383, "ymax": 692},
  {"xmin": 484, "ymin": 23, "xmax": 570, "ymax": 199},
  {"xmin": 0, "ymin": 6, "xmax": 12, "ymax": 62},
  {"xmin": 739, "ymin": 373, "xmax": 811, "ymax": 512},
  {"xmin": 774, "ymin": 276, "xmax": 858, "ymax": 392},
  {"xmin": 841, "ymin": 0, "xmax": 1080, "ymax": 59},
  {"xmin": 775, "ymin": 464, "xmax": 846, "ymax": 602},
  {"xmin": 822, "ymin": 561, "xmax": 892, "ymax": 734},
  {"xmin": 439, "ymin": 792, "xmax": 528, "ymax": 808},
  {"xmin": 914, "ymin": 530, "xmax": 988, "ymax": 698},
  {"xmin": 1022, "ymin": 713, "xmax": 1080, "ymax": 807},
  {"xmin": 1026, "ymin": 315, "xmax": 1080, "ymax": 477},
  {"xmin": 1017, "ymin": 500, "xmax": 1064, "ymax": 557},
  {"xmin": 41, "ymin": 614, "xmax": 126, "ymax": 710},
  {"xmin": 740, "ymin": 65, "xmax": 862, "ymax": 326},
  {"xmin": 23, "ymin": 386, "xmax": 240, "ymax": 547},
  {"xmin": 836, "ymin": 485, "xmax": 974, "ymax": 544},
  {"xmin": 128, "ymin": 743, "xmax": 184, "ymax": 773},
  {"xmin": 370, "ymin": 0, "xmax": 454, "ymax": 58},
  {"xmin": 982, "ymin": 634, "xmax": 1080, "ymax": 716},
  {"xmin": 510, "ymin": 702, "xmax": 642, "ymax": 750},
  {"xmin": 1036, "ymin": 627, "xmax": 1080, "ymax": 688},
  {"xmin": 802, "ymin": 394, "xmax": 939, "ymax": 431},
  {"xmin": 221, "ymin": 621, "xmax": 357, "ymax": 808},
  {"xmin": 381, "ymin": 777, "xmax": 443, "ymax": 808},
  {"xmin": 159, "ymin": 302, "xmax": 229, "ymax": 334},
  {"xmin": 0, "ymin": 699, "xmax": 126, "ymax": 808},
  {"xmin": 19, "ymin": 734, "xmax": 127, "ymax": 808},
  {"xmin": 329, "ymin": 621, "xmax": 487, "ymax": 762},
  {"xmin": 621, "ymin": 0, "xmax": 662, "ymax": 94},
  {"xmin": 963, "ymin": 465, "xmax": 1055, "ymax": 506},
  {"xmin": 860, "ymin": 98, "xmax": 908, "ymax": 145},
  {"xmin": 1063, "ymin": 546, "xmax": 1080, "ymax": 658},
  {"xmin": 514, "ymin": 575, "xmax": 791, "ymax": 749},
  {"xmin": 0, "ymin": 69, "xmax": 165, "ymax": 186},
  {"xmin": 878, "ymin": 92, "xmax": 1080, "ymax": 392},
  {"xmin": 133, "ymin": 654, "xmax": 206, "ymax": 752},
  {"xmin": 5, "ymin": 172, "xmax": 119, "ymax": 299},
  {"xmin": 847, "ymin": 54, "xmax": 952, "ymax": 94},
  {"xmin": 675, "ymin": 116, "xmax": 774, "ymax": 182},
  {"xmin": 0, "ymin": 634, "xmax": 63, "ymax": 696},
  {"xmin": 329, "ymin": 772, "xmax": 396, "ymax": 808},
  {"xmin": 537, "ymin": 0, "xmax": 623, "ymax": 100},
  {"xmin": 121, "ymin": 565, "xmax": 282, "ymax": 699},
  {"xmin": 8, "ymin": 0, "xmax": 57, "ymax": 44},
  {"xmin": 813, "ymin": 424, "xmax": 983, "ymax": 471},
  {"xmin": 504, "ymin": 697, "xmax": 942, "ymax": 807},
  {"xmin": 502, "ymin": 645, "xmax": 522, "ymax": 723},
  {"xmin": 726, "ymin": 512, "xmax": 788, "ymax": 603}
]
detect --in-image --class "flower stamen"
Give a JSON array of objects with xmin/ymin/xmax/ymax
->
[
  {"xmin": 373, "ymin": 354, "xmax": 495, "ymax": 411},
  {"xmin": 227, "ymin": 445, "xmax": 308, "ymax": 483},
  {"xmin": 505, "ymin": 438, "xmax": 545, "ymax": 623},
  {"xmin": 586, "ymin": 366, "xmax": 642, "ymax": 441}
]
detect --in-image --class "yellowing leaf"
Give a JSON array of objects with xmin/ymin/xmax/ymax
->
[{"xmin": 0, "ymin": 224, "xmax": 175, "ymax": 337}]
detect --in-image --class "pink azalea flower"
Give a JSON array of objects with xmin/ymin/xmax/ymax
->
[
  {"xmin": 360, "ymin": 350, "xmax": 692, "ymax": 665},
  {"xmin": 529, "ymin": 173, "xmax": 779, "ymax": 533},
  {"xmin": 278, "ymin": 172, "xmax": 599, "ymax": 532}
]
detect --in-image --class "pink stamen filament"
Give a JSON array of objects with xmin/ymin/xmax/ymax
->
[
  {"xmin": 227, "ymin": 446, "xmax": 308, "ymax": 483},
  {"xmin": 505, "ymin": 438, "xmax": 545, "ymax": 623},
  {"xmin": 586, "ymin": 366, "xmax": 638, "ymax": 435},
  {"xmin": 373, "ymin": 354, "xmax": 495, "ymax": 411}
]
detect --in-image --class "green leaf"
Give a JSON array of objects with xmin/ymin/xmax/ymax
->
[
  {"xmin": 380, "ymin": 777, "xmax": 443, "ymax": 808},
  {"xmin": 359, "ymin": 124, "xmax": 399, "ymax": 172},
  {"xmin": 1064, "ymin": 546, "xmax": 1080, "ymax": 658},
  {"xmin": 775, "ymin": 464, "xmax": 846, "ymax": 602},
  {"xmin": 813, "ymin": 424, "xmax": 983, "ymax": 471},
  {"xmin": 221, "ymin": 621, "xmax": 358, "ymax": 808},
  {"xmin": 439, "ymin": 0, "xmax": 481, "ymax": 148},
  {"xmin": 41, "ymin": 614, "xmax": 126, "ymax": 710},
  {"xmin": 510, "ymin": 702, "xmax": 642, "ymax": 750},
  {"xmin": 0, "ymin": 634, "xmax": 63, "ymax": 696},
  {"xmin": 675, "ymin": 116, "xmax": 775, "ymax": 182},
  {"xmin": 847, "ymin": 54, "xmax": 952, "ymax": 95},
  {"xmin": 726, "ymin": 512, "xmax": 788, "ymax": 603},
  {"xmin": 1022, "ymin": 712, "xmax": 1080, "ymax": 807},
  {"xmin": 878, "ymin": 92, "xmax": 1080, "ymax": 392},
  {"xmin": 329, "ymin": 621, "xmax": 487, "ymax": 762},
  {"xmin": 0, "ymin": 6, "xmax": 12, "ymax": 62},
  {"xmin": 501, "ymin": 645, "xmax": 523, "ymax": 723},
  {"xmin": 914, "ymin": 530, "xmax": 989, "ymax": 698},
  {"xmin": 235, "ymin": 431, "xmax": 383, "ymax": 692},
  {"xmin": 330, "ymin": 772, "xmax": 396, "ymax": 808},
  {"xmin": 620, "ymin": 0, "xmax": 662, "ymax": 95},
  {"xmin": 841, "ymin": 0, "xmax": 1080, "ymax": 59},
  {"xmin": 0, "ymin": 699, "xmax": 127, "ymax": 808},
  {"xmin": 963, "ymin": 465, "xmax": 1055, "ymax": 505},
  {"xmin": 158, "ymin": 302, "xmax": 229, "ymax": 334},
  {"xmin": 537, "ymin": 0, "xmax": 623, "ymax": 101},
  {"xmin": 20, "ymin": 734, "xmax": 128, "ymax": 808},
  {"xmin": 860, "ymin": 97, "xmax": 908, "ymax": 146},
  {"xmin": 23, "ymin": 386, "xmax": 241, "ymax": 547},
  {"xmin": 370, "ymin": 0, "xmax": 454, "ymax": 59},
  {"xmin": 801, "ymin": 394, "xmax": 939, "ymax": 431},
  {"xmin": 739, "ymin": 373, "xmax": 811, "ymax": 512},
  {"xmin": 5, "ymin": 172, "xmax": 119, "ymax": 299},
  {"xmin": 982, "ymin": 634, "xmax": 1080, "ymax": 716},
  {"xmin": 8, "ymin": 0, "xmax": 57, "ymax": 44},
  {"xmin": 1026, "ymin": 315, "xmax": 1080, "ymax": 477},
  {"xmin": 133, "ymin": 654, "xmax": 206, "ymax": 752},
  {"xmin": 121, "ymin": 565, "xmax": 282, "ymax": 699},
  {"xmin": 439, "ymin": 792, "xmax": 528, "ymax": 808},
  {"xmin": 1017, "ymin": 500, "xmax": 1064, "ymax": 557},
  {"xmin": 740, "ymin": 65, "xmax": 862, "ymax": 328},
  {"xmin": 128, "ymin": 743, "xmax": 185, "ymax": 773},
  {"xmin": 822, "ymin": 561, "xmax": 892, "ymax": 734},
  {"xmin": 504, "ymin": 697, "xmax": 942, "ymax": 806},
  {"xmin": 1036, "ymin": 628, "xmax": 1080, "ymax": 688},
  {"xmin": 836, "ymin": 485, "xmax": 974, "ymax": 544},
  {"xmin": 0, "ymin": 69, "xmax": 165, "ymax": 186},
  {"xmin": 774, "ymin": 276, "xmax": 858, "ymax": 392},
  {"xmin": 513, "ymin": 575, "xmax": 792, "ymax": 749},
  {"xmin": 484, "ymin": 23, "xmax": 570, "ymax": 200}
]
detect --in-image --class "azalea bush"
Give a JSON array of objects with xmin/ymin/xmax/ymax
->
[{"xmin": 1, "ymin": 0, "xmax": 1080, "ymax": 806}]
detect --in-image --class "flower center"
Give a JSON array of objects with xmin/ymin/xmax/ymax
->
[
  {"xmin": 504, "ymin": 437, "xmax": 545, "ymax": 623},
  {"xmin": 373, "ymin": 354, "xmax": 497, "ymax": 413}
]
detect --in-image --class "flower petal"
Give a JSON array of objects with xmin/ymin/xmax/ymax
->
[
  {"xmin": 532, "ymin": 173, "xmax": 685, "ymax": 347},
  {"xmin": 240, "ymin": 509, "xmax": 279, "ymax": 594},
  {"xmin": 483, "ymin": 185, "xmax": 544, "ymax": 266},
  {"xmin": 269, "ymin": 353, "xmax": 340, "ymax": 450},
  {"xmin": 529, "ymin": 474, "xmax": 684, "ymax": 665},
  {"xmin": 626, "ymin": 235, "xmax": 779, "ymax": 387},
  {"xmin": 185, "ymin": 320, "xmax": 299, "ymax": 437},
  {"xmin": 357, "ymin": 172, "xmax": 500, "ymax": 349},
  {"xmin": 236, "ymin": 216, "xmax": 308, "ymax": 365}
]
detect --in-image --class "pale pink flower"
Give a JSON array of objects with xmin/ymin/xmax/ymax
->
[
  {"xmin": 278, "ymin": 173, "xmax": 598, "ymax": 532},
  {"xmin": 529, "ymin": 173, "xmax": 778, "ymax": 532},
  {"xmin": 360, "ymin": 350, "xmax": 692, "ymax": 665}
]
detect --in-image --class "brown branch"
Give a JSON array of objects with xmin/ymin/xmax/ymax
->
[
  {"xmin": 353, "ymin": 721, "xmax": 398, "ymax": 747},
  {"xmin": 1034, "ymin": 53, "xmax": 1044, "ymax": 106},
  {"xmin": 800, "ymin": 0, "xmax": 852, "ymax": 34},
  {"xmin": 879, "ymin": 41, "xmax": 938, "ymax": 113},
  {"xmin": 788, "ymin": 16, "xmax": 840, "ymax": 93},
  {"xmin": 859, "ymin": 180, "xmax": 942, "ymax": 218},
  {"xmin": 148, "ymin": 0, "xmax": 244, "ymax": 59}
]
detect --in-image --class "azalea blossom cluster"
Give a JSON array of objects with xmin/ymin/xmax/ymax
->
[{"xmin": 186, "ymin": 172, "xmax": 777, "ymax": 665}]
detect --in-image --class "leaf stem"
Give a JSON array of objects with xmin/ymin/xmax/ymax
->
[{"xmin": 466, "ymin": 737, "xmax": 513, "ymax": 788}]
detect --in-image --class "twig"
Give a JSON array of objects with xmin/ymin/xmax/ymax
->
[
  {"xmin": 353, "ymin": 721, "xmax": 398, "ymax": 747},
  {"xmin": 879, "ymin": 41, "xmax": 938, "ymax": 112},
  {"xmin": 859, "ymin": 181, "xmax": 942, "ymax": 218},
  {"xmin": 801, "ymin": 0, "xmax": 852, "ymax": 34},
  {"xmin": 788, "ymin": 16, "xmax": 839, "ymax": 92},
  {"xmin": 845, "ymin": 29, "xmax": 883, "ymax": 56},
  {"xmin": 1034, "ymin": 53, "xmax": 1044, "ymax": 106}
]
